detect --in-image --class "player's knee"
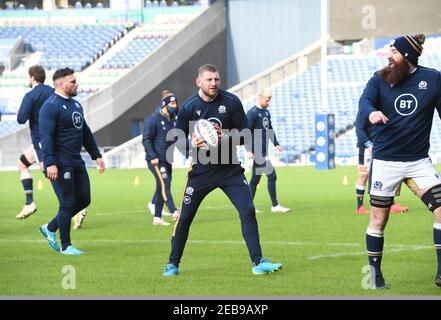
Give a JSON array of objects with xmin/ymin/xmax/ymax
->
[
  {"xmin": 78, "ymin": 193, "xmax": 91, "ymax": 208},
  {"xmin": 250, "ymin": 175, "xmax": 260, "ymax": 186},
  {"xmin": 357, "ymin": 165, "xmax": 369, "ymax": 176},
  {"xmin": 243, "ymin": 203, "xmax": 256, "ymax": 217},
  {"xmin": 267, "ymin": 171, "xmax": 277, "ymax": 182},
  {"xmin": 370, "ymin": 195, "xmax": 394, "ymax": 209},
  {"xmin": 421, "ymin": 185, "xmax": 441, "ymax": 212},
  {"xmin": 19, "ymin": 154, "xmax": 32, "ymax": 169}
]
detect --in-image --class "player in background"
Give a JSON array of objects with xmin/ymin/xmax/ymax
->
[
  {"xmin": 357, "ymin": 34, "xmax": 441, "ymax": 288},
  {"xmin": 246, "ymin": 88, "xmax": 291, "ymax": 213},
  {"xmin": 16, "ymin": 65, "xmax": 54, "ymax": 219},
  {"xmin": 355, "ymin": 111, "xmax": 409, "ymax": 214},
  {"xmin": 143, "ymin": 90, "xmax": 180, "ymax": 226},
  {"xmin": 162, "ymin": 64, "xmax": 282, "ymax": 277},
  {"xmin": 38, "ymin": 68, "xmax": 105, "ymax": 255},
  {"xmin": 16, "ymin": 66, "xmax": 88, "ymax": 229}
]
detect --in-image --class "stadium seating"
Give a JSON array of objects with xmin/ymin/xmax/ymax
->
[
  {"xmin": 102, "ymin": 36, "xmax": 167, "ymax": 69},
  {"xmin": 0, "ymin": 24, "xmax": 127, "ymax": 72},
  {"xmin": 101, "ymin": 19, "xmax": 193, "ymax": 69}
]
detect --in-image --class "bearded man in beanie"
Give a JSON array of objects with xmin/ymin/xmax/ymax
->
[{"xmin": 357, "ymin": 34, "xmax": 441, "ymax": 289}]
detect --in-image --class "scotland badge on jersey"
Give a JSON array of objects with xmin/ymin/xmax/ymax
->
[{"xmin": 218, "ymin": 105, "xmax": 227, "ymax": 114}]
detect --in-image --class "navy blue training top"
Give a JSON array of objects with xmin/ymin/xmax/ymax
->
[
  {"xmin": 39, "ymin": 93, "xmax": 101, "ymax": 168},
  {"xmin": 142, "ymin": 108, "xmax": 176, "ymax": 162},
  {"xmin": 175, "ymin": 89, "xmax": 248, "ymax": 174},
  {"xmin": 246, "ymin": 105, "xmax": 280, "ymax": 157},
  {"xmin": 355, "ymin": 110, "xmax": 375, "ymax": 149},
  {"xmin": 17, "ymin": 84, "xmax": 54, "ymax": 149},
  {"xmin": 358, "ymin": 66, "xmax": 441, "ymax": 161}
]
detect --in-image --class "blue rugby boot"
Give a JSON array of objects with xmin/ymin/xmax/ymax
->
[
  {"xmin": 61, "ymin": 246, "xmax": 85, "ymax": 255},
  {"xmin": 252, "ymin": 258, "xmax": 282, "ymax": 275},
  {"xmin": 163, "ymin": 263, "xmax": 179, "ymax": 277},
  {"xmin": 39, "ymin": 224, "xmax": 60, "ymax": 251}
]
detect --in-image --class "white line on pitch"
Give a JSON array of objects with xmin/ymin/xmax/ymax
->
[
  {"xmin": 0, "ymin": 238, "xmax": 430, "ymax": 253},
  {"xmin": 0, "ymin": 239, "xmax": 357, "ymax": 246},
  {"xmin": 307, "ymin": 245, "xmax": 433, "ymax": 260}
]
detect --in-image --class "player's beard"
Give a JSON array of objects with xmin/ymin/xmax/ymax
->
[
  {"xmin": 202, "ymin": 87, "xmax": 218, "ymax": 99},
  {"xmin": 378, "ymin": 59, "xmax": 412, "ymax": 86},
  {"xmin": 66, "ymin": 88, "xmax": 78, "ymax": 97}
]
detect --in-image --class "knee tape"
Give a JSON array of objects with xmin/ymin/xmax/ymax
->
[
  {"xmin": 20, "ymin": 154, "xmax": 32, "ymax": 168},
  {"xmin": 370, "ymin": 195, "xmax": 394, "ymax": 208},
  {"xmin": 421, "ymin": 185, "xmax": 441, "ymax": 212}
]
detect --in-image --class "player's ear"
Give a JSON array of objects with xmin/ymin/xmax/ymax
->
[{"xmin": 196, "ymin": 77, "xmax": 201, "ymax": 88}]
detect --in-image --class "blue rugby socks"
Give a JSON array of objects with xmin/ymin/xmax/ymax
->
[
  {"xmin": 366, "ymin": 228, "xmax": 384, "ymax": 277},
  {"xmin": 21, "ymin": 172, "xmax": 34, "ymax": 205},
  {"xmin": 434, "ymin": 223, "xmax": 441, "ymax": 274},
  {"xmin": 356, "ymin": 185, "xmax": 365, "ymax": 209}
]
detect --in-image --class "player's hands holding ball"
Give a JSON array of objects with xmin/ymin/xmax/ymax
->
[{"xmin": 192, "ymin": 119, "xmax": 219, "ymax": 149}]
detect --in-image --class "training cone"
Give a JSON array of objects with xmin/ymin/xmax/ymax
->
[
  {"xmin": 134, "ymin": 176, "xmax": 140, "ymax": 186},
  {"xmin": 37, "ymin": 179, "xmax": 43, "ymax": 190},
  {"xmin": 342, "ymin": 175, "xmax": 349, "ymax": 186}
]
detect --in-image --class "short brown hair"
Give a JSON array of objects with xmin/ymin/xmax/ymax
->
[
  {"xmin": 53, "ymin": 67, "xmax": 75, "ymax": 82},
  {"xmin": 198, "ymin": 64, "xmax": 218, "ymax": 77},
  {"xmin": 28, "ymin": 65, "xmax": 46, "ymax": 83}
]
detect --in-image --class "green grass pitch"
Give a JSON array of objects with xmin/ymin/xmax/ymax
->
[{"xmin": 1, "ymin": 165, "xmax": 440, "ymax": 296}]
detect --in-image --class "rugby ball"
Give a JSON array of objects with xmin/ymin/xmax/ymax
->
[{"xmin": 194, "ymin": 119, "xmax": 218, "ymax": 148}]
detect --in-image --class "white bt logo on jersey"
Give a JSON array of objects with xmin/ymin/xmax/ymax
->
[
  {"xmin": 72, "ymin": 112, "xmax": 83, "ymax": 129},
  {"xmin": 394, "ymin": 93, "xmax": 418, "ymax": 116}
]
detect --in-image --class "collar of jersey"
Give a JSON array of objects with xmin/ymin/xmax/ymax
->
[
  {"xmin": 198, "ymin": 89, "xmax": 218, "ymax": 102},
  {"xmin": 55, "ymin": 92, "xmax": 71, "ymax": 100}
]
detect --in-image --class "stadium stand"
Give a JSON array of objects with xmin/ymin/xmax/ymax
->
[
  {"xmin": 101, "ymin": 16, "xmax": 196, "ymax": 69},
  {"xmin": 102, "ymin": 36, "xmax": 166, "ymax": 69},
  {"xmin": 242, "ymin": 36, "xmax": 441, "ymax": 165},
  {"xmin": 0, "ymin": 4, "xmax": 204, "ymax": 145},
  {"xmin": 0, "ymin": 24, "xmax": 128, "ymax": 72}
]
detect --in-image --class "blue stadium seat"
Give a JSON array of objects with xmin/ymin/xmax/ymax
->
[{"xmin": 0, "ymin": 24, "xmax": 127, "ymax": 72}]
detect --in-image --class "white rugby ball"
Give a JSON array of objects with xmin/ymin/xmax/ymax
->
[{"xmin": 194, "ymin": 119, "xmax": 218, "ymax": 148}]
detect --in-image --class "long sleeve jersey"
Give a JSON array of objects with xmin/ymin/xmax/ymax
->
[
  {"xmin": 142, "ymin": 108, "xmax": 176, "ymax": 162},
  {"xmin": 246, "ymin": 105, "xmax": 280, "ymax": 157},
  {"xmin": 358, "ymin": 66, "xmax": 441, "ymax": 161},
  {"xmin": 39, "ymin": 93, "xmax": 101, "ymax": 168},
  {"xmin": 175, "ymin": 89, "xmax": 248, "ymax": 174},
  {"xmin": 17, "ymin": 84, "xmax": 54, "ymax": 149}
]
